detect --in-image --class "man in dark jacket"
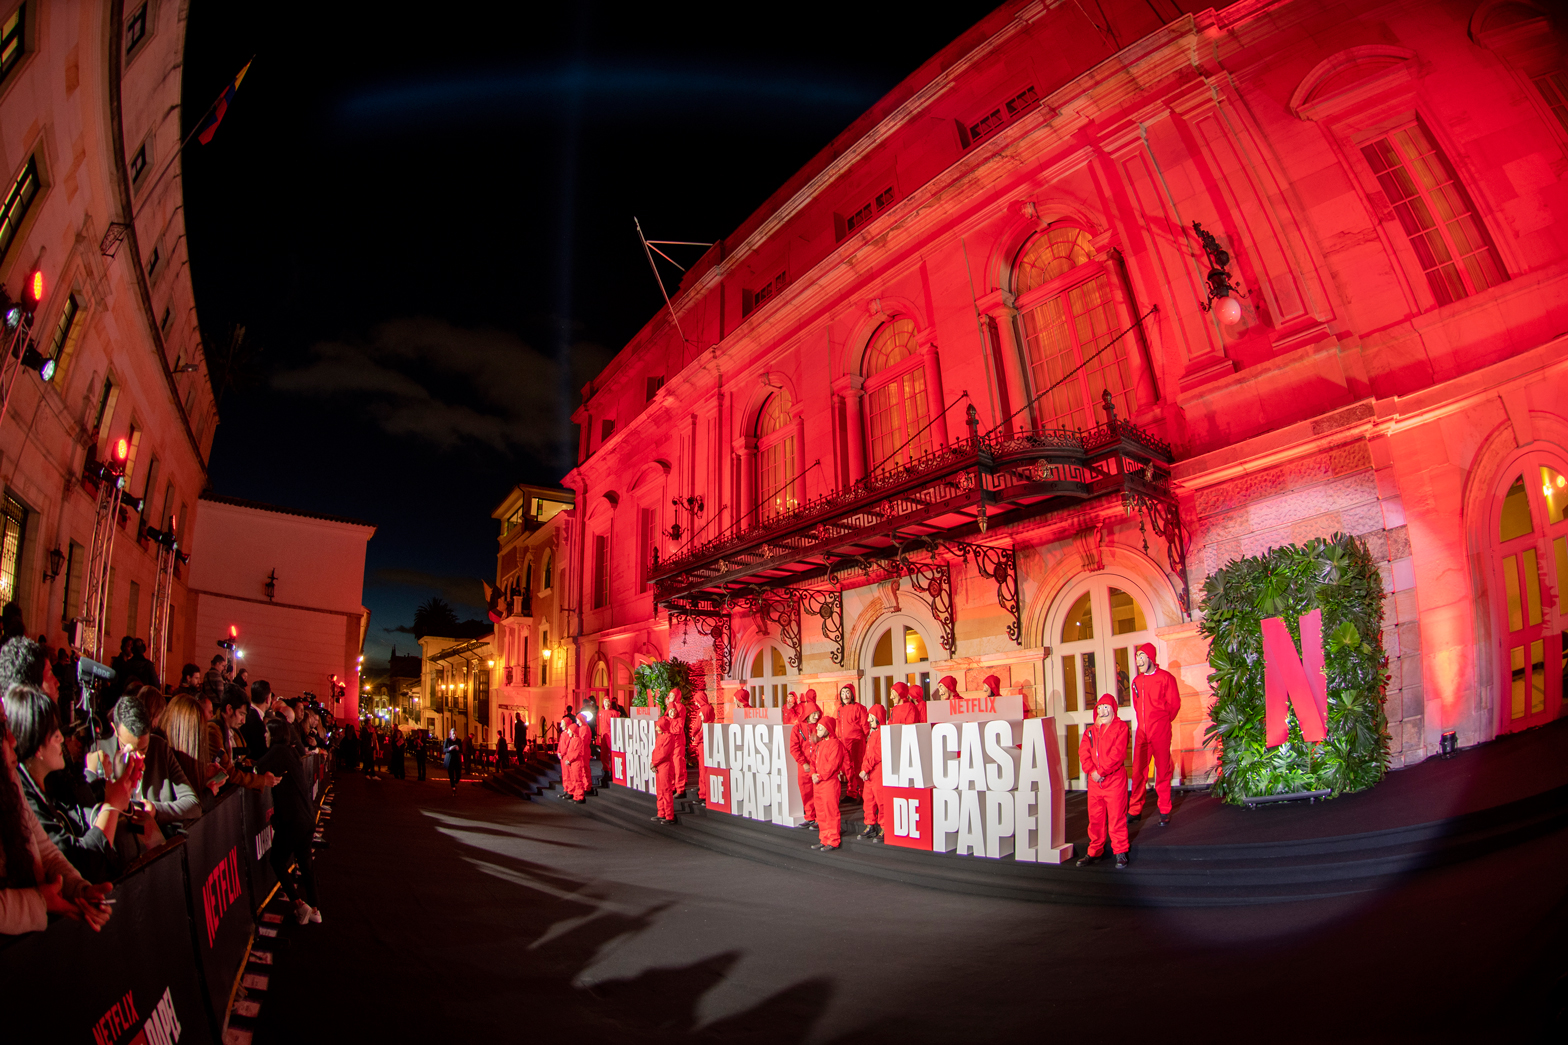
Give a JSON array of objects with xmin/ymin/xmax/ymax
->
[{"xmin": 241, "ymin": 680, "xmax": 273, "ymax": 760}]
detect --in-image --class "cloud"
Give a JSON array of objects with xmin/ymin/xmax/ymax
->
[
  {"xmin": 383, "ymin": 624, "xmax": 415, "ymax": 634},
  {"xmin": 368, "ymin": 567, "xmax": 487, "ymax": 610},
  {"xmin": 272, "ymin": 318, "xmax": 610, "ymax": 457}
]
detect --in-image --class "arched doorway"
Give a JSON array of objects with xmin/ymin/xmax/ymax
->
[
  {"xmin": 864, "ymin": 617, "xmax": 934, "ymax": 710},
  {"xmin": 746, "ymin": 643, "xmax": 795, "ymax": 707},
  {"xmin": 1047, "ymin": 575, "xmax": 1158, "ymax": 789},
  {"xmin": 589, "ymin": 657, "xmax": 610, "ymax": 707},
  {"xmin": 1492, "ymin": 455, "xmax": 1567, "ymax": 734}
]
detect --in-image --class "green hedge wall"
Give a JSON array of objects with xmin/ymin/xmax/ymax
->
[{"xmin": 1200, "ymin": 533, "xmax": 1390, "ymax": 803}]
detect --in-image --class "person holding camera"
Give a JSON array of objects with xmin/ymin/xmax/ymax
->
[{"xmin": 85, "ymin": 693, "xmax": 199, "ymax": 860}]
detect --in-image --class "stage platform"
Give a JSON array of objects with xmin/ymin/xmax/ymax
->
[{"xmin": 486, "ymin": 717, "xmax": 1568, "ymax": 907}]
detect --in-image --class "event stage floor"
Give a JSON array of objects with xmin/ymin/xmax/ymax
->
[{"xmin": 491, "ymin": 717, "xmax": 1568, "ymax": 906}]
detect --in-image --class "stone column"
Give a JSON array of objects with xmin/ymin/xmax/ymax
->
[
  {"xmin": 833, "ymin": 374, "xmax": 866, "ymax": 483},
  {"xmin": 921, "ymin": 342, "xmax": 949, "ymax": 448}
]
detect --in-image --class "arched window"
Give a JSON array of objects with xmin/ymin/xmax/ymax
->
[
  {"xmin": 757, "ymin": 390, "xmax": 798, "ymax": 521},
  {"xmin": 524, "ymin": 559, "xmax": 534, "ymax": 593},
  {"xmin": 746, "ymin": 643, "xmax": 795, "ymax": 707},
  {"xmin": 543, "ymin": 552, "xmax": 553, "ymax": 591},
  {"xmin": 1493, "ymin": 458, "xmax": 1567, "ymax": 734},
  {"xmin": 1014, "ymin": 227, "xmax": 1133, "ymax": 431},
  {"xmin": 589, "ymin": 657, "xmax": 610, "ymax": 702},
  {"xmin": 864, "ymin": 318, "xmax": 931, "ymax": 471},
  {"xmin": 1050, "ymin": 578, "xmax": 1156, "ymax": 788},
  {"xmin": 864, "ymin": 621, "xmax": 932, "ymax": 709}
]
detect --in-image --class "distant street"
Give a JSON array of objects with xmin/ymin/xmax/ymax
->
[{"xmin": 256, "ymin": 774, "xmax": 1568, "ymax": 1043}]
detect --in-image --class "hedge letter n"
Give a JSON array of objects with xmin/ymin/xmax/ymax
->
[{"xmin": 1261, "ymin": 608, "xmax": 1328, "ymax": 748}]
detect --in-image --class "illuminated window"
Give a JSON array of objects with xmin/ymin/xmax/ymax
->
[
  {"xmin": 757, "ymin": 390, "xmax": 797, "ymax": 521},
  {"xmin": 0, "ymin": 496, "xmax": 25, "ymax": 606},
  {"xmin": 746, "ymin": 644, "xmax": 794, "ymax": 707},
  {"xmin": 1015, "ymin": 228, "xmax": 1131, "ymax": 431},
  {"xmin": 1361, "ymin": 122, "xmax": 1507, "ymax": 307},
  {"xmin": 0, "ymin": 156, "xmax": 40, "ymax": 263},
  {"xmin": 0, "ymin": 5, "xmax": 25, "ymax": 84},
  {"xmin": 1494, "ymin": 459, "xmax": 1568, "ymax": 732},
  {"xmin": 864, "ymin": 624, "xmax": 932, "ymax": 708},
  {"xmin": 864, "ymin": 318, "xmax": 931, "ymax": 472}
]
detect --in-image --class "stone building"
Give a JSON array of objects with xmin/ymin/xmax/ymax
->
[
  {"xmin": 562, "ymin": 0, "xmax": 1568, "ymax": 785},
  {"xmin": 488, "ymin": 484, "xmax": 574, "ymax": 745},
  {"xmin": 0, "ymin": 0, "xmax": 219, "ymax": 675}
]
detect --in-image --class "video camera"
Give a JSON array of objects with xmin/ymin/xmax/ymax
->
[{"xmin": 76, "ymin": 656, "xmax": 116, "ymax": 721}]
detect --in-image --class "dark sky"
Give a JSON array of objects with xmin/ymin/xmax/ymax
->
[{"xmin": 180, "ymin": 1, "xmax": 1001, "ymax": 662}]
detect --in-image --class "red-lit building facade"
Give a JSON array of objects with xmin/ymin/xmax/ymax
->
[
  {"xmin": 1, "ymin": 1, "xmax": 217, "ymax": 674},
  {"xmin": 563, "ymin": 0, "xmax": 1568, "ymax": 786}
]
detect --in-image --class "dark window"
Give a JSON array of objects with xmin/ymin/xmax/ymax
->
[
  {"xmin": 62, "ymin": 540, "xmax": 84, "ymax": 625},
  {"xmin": 959, "ymin": 84, "xmax": 1040, "ymax": 149},
  {"xmin": 0, "ymin": 156, "xmax": 40, "ymax": 262},
  {"xmin": 1535, "ymin": 71, "xmax": 1568, "ymax": 134},
  {"xmin": 0, "ymin": 4, "xmax": 25, "ymax": 84},
  {"xmin": 844, "ymin": 201, "xmax": 874, "ymax": 234},
  {"xmin": 741, "ymin": 271, "xmax": 787, "ymax": 316},
  {"xmin": 600, "ymin": 418, "xmax": 615, "ymax": 442},
  {"xmin": 125, "ymin": 4, "xmax": 148, "ymax": 53},
  {"xmin": 645, "ymin": 375, "xmax": 665, "ymax": 402},
  {"xmin": 592, "ymin": 535, "xmax": 609, "ymax": 609},
  {"xmin": 543, "ymin": 552, "xmax": 553, "ymax": 591},
  {"xmin": 93, "ymin": 376, "xmax": 115, "ymax": 433},
  {"xmin": 160, "ymin": 306, "xmax": 172, "ymax": 331},
  {"xmin": 638, "ymin": 507, "xmax": 656, "ymax": 591},
  {"xmin": 875, "ymin": 186, "xmax": 895, "ymax": 210},
  {"xmin": 146, "ymin": 246, "xmax": 160, "ymax": 275},
  {"xmin": 130, "ymin": 145, "xmax": 147, "ymax": 182},
  {"xmin": 48, "ymin": 292, "xmax": 80, "ymax": 371},
  {"xmin": 1361, "ymin": 121, "xmax": 1507, "ymax": 307}
]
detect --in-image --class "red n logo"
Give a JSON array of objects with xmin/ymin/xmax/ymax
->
[{"xmin": 1261, "ymin": 608, "xmax": 1328, "ymax": 747}]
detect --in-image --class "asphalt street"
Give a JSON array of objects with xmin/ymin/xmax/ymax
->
[{"xmin": 256, "ymin": 772, "xmax": 1568, "ymax": 1043}]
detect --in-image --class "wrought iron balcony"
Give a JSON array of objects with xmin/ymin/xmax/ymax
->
[{"xmin": 652, "ymin": 405, "xmax": 1184, "ymax": 675}]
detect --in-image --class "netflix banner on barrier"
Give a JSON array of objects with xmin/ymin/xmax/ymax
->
[
  {"xmin": 0, "ymin": 845, "xmax": 214, "ymax": 1045},
  {"xmin": 877, "ymin": 717, "xmax": 1073, "ymax": 863},
  {"xmin": 242, "ymin": 783, "xmax": 277, "ymax": 910},
  {"xmin": 182, "ymin": 791, "xmax": 254, "ymax": 1032},
  {"xmin": 702, "ymin": 710, "xmax": 805, "ymax": 827}
]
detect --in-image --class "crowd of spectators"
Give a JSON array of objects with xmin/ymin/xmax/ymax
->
[{"xmin": 1, "ymin": 605, "xmax": 337, "ymax": 936}]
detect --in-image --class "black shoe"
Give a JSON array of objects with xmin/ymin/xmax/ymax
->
[
  {"xmin": 809, "ymin": 842, "xmax": 825, "ymax": 850},
  {"xmin": 799, "ymin": 820, "xmax": 817, "ymax": 830},
  {"xmin": 1076, "ymin": 852, "xmax": 1104, "ymax": 867},
  {"xmin": 818, "ymin": 844, "xmax": 838, "ymax": 852},
  {"xmin": 574, "ymin": 798, "xmax": 585, "ymax": 804},
  {"xmin": 1127, "ymin": 809, "xmax": 1142, "ymax": 821},
  {"xmin": 857, "ymin": 825, "xmax": 872, "ymax": 838},
  {"xmin": 1159, "ymin": 814, "xmax": 1170, "ymax": 826},
  {"xmin": 1115, "ymin": 853, "xmax": 1130, "ymax": 869}
]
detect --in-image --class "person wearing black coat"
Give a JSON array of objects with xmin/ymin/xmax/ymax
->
[
  {"xmin": 388, "ymin": 730, "xmax": 405, "ymax": 779},
  {"xmin": 443, "ymin": 730, "xmax": 462, "ymax": 794},
  {"xmin": 412, "ymin": 732, "xmax": 427, "ymax": 781},
  {"xmin": 255, "ymin": 717, "xmax": 321, "ymax": 925}
]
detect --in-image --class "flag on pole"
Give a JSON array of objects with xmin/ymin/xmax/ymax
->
[{"xmin": 196, "ymin": 59, "xmax": 253, "ymax": 144}]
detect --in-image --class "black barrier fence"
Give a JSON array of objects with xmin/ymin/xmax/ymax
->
[{"xmin": 0, "ymin": 752, "xmax": 328, "ymax": 1043}]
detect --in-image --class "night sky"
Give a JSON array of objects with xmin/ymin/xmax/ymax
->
[{"xmin": 179, "ymin": 1, "xmax": 1000, "ymax": 662}]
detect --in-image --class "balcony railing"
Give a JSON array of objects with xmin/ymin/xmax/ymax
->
[{"xmin": 651, "ymin": 411, "xmax": 1176, "ymax": 607}]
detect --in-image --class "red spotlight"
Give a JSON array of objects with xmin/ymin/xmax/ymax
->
[
  {"xmin": 114, "ymin": 437, "xmax": 129, "ymax": 462},
  {"xmin": 29, "ymin": 269, "xmax": 44, "ymax": 305}
]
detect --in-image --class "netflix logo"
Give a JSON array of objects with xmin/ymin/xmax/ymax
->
[
  {"xmin": 201, "ymin": 845, "xmax": 243, "ymax": 948},
  {"xmin": 93, "ymin": 986, "xmax": 182, "ymax": 1045}
]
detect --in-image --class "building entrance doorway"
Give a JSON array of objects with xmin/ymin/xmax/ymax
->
[
  {"xmin": 1493, "ymin": 457, "xmax": 1567, "ymax": 734},
  {"xmin": 746, "ymin": 643, "xmax": 795, "ymax": 707},
  {"xmin": 865, "ymin": 619, "xmax": 933, "ymax": 710},
  {"xmin": 1048, "ymin": 576, "xmax": 1158, "ymax": 789}
]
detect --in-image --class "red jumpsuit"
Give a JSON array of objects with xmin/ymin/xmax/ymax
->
[
  {"xmin": 652, "ymin": 717, "xmax": 681, "ymax": 820},
  {"xmin": 1128, "ymin": 644, "xmax": 1182, "ymax": 817},
  {"xmin": 1080, "ymin": 694, "xmax": 1130, "ymax": 856},
  {"xmin": 689, "ymin": 696, "xmax": 714, "ymax": 766},
  {"xmin": 860, "ymin": 725, "xmax": 885, "ymax": 830},
  {"xmin": 559, "ymin": 723, "xmax": 587, "ymax": 800},
  {"xmin": 665, "ymin": 697, "xmax": 689, "ymax": 798},
  {"xmin": 836, "ymin": 692, "xmax": 869, "ymax": 799},
  {"xmin": 789, "ymin": 706, "xmax": 821, "ymax": 821},
  {"xmin": 812, "ymin": 733, "xmax": 848, "ymax": 848},
  {"xmin": 733, "ymin": 688, "xmax": 752, "ymax": 709},
  {"xmin": 912, "ymin": 684, "xmax": 928, "ymax": 723}
]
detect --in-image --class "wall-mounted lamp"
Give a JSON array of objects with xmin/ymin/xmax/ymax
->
[
  {"xmin": 1191, "ymin": 221, "xmax": 1244, "ymax": 325},
  {"xmin": 45, "ymin": 547, "xmax": 65, "ymax": 581},
  {"xmin": 264, "ymin": 568, "xmax": 277, "ymax": 601},
  {"xmin": 542, "ymin": 648, "xmax": 552, "ymax": 659}
]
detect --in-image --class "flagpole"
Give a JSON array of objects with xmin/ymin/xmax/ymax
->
[{"xmin": 128, "ymin": 56, "xmax": 255, "ymax": 225}]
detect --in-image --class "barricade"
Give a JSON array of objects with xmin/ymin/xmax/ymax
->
[{"xmin": 0, "ymin": 751, "xmax": 331, "ymax": 1042}]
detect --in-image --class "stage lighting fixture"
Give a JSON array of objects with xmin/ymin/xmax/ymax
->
[
  {"xmin": 1440, "ymin": 730, "xmax": 1458, "ymax": 757},
  {"xmin": 19, "ymin": 344, "xmax": 54, "ymax": 381}
]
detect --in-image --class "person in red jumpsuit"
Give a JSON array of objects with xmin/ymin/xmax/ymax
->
[
  {"xmin": 981, "ymin": 674, "xmax": 1002, "ymax": 699},
  {"xmin": 888, "ymin": 682, "xmax": 918, "ymax": 724},
  {"xmin": 733, "ymin": 688, "xmax": 752, "ymax": 709},
  {"xmin": 688, "ymin": 689, "xmax": 714, "ymax": 777},
  {"xmin": 651, "ymin": 715, "xmax": 680, "ymax": 823},
  {"xmin": 598, "ymin": 700, "xmax": 622, "ymax": 788},
  {"xmin": 1078, "ymin": 693, "xmax": 1130, "ymax": 868},
  {"xmin": 665, "ymin": 690, "xmax": 689, "ymax": 799},
  {"xmin": 857, "ymin": 709, "xmax": 886, "ymax": 840},
  {"xmin": 558, "ymin": 716, "xmax": 587, "ymax": 802},
  {"xmin": 789, "ymin": 699, "xmax": 822, "ymax": 828},
  {"xmin": 835, "ymin": 684, "xmax": 869, "ymax": 798},
  {"xmin": 933, "ymin": 675, "xmax": 958, "ymax": 704},
  {"xmin": 1128, "ymin": 642, "xmax": 1182, "ymax": 826},
  {"xmin": 810, "ymin": 720, "xmax": 848, "ymax": 851},
  {"xmin": 912, "ymin": 683, "xmax": 928, "ymax": 722}
]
